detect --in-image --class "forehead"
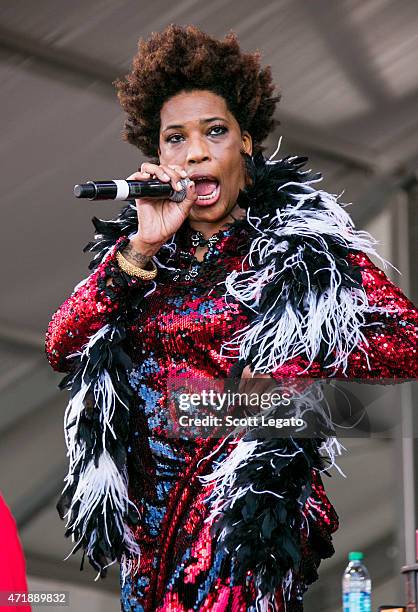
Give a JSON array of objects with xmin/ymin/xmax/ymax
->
[{"xmin": 160, "ymin": 90, "xmax": 234, "ymax": 128}]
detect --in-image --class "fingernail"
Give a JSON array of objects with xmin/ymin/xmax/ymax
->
[
  {"xmin": 163, "ymin": 173, "xmax": 170, "ymax": 180},
  {"xmin": 180, "ymin": 169, "xmax": 187, "ymax": 177},
  {"xmin": 176, "ymin": 181, "xmax": 183, "ymax": 191}
]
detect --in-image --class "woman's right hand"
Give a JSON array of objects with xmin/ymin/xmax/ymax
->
[{"xmin": 126, "ymin": 162, "xmax": 198, "ymax": 255}]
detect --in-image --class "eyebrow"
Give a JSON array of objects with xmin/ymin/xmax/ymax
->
[{"xmin": 162, "ymin": 117, "xmax": 227, "ymax": 132}]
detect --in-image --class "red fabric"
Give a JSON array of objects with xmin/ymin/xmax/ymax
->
[
  {"xmin": 44, "ymin": 223, "xmax": 417, "ymax": 611},
  {"xmin": 0, "ymin": 493, "xmax": 31, "ymax": 611}
]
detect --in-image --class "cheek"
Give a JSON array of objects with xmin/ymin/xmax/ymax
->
[
  {"xmin": 223, "ymin": 151, "xmax": 245, "ymax": 187},
  {"xmin": 158, "ymin": 143, "xmax": 182, "ymax": 165},
  {"xmin": 219, "ymin": 145, "xmax": 242, "ymax": 175},
  {"xmin": 158, "ymin": 151, "xmax": 171, "ymax": 165}
]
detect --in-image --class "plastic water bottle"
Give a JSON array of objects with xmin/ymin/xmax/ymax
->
[{"xmin": 342, "ymin": 551, "xmax": 371, "ymax": 611}]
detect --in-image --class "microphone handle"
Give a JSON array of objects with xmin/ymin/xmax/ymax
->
[{"xmin": 74, "ymin": 179, "xmax": 189, "ymax": 202}]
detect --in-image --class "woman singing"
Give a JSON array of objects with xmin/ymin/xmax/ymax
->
[{"xmin": 45, "ymin": 24, "xmax": 417, "ymax": 611}]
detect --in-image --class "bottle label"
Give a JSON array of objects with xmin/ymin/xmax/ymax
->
[{"xmin": 343, "ymin": 592, "xmax": 371, "ymax": 612}]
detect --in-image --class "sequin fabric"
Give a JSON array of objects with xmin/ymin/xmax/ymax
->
[
  {"xmin": 45, "ymin": 216, "xmax": 417, "ymax": 612},
  {"xmin": 269, "ymin": 251, "xmax": 417, "ymax": 381}
]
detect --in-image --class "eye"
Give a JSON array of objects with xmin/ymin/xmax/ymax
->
[
  {"xmin": 208, "ymin": 125, "xmax": 228, "ymax": 136},
  {"xmin": 165, "ymin": 133, "xmax": 184, "ymax": 144},
  {"xmin": 165, "ymin": 125, "xmax": 228, "ymax": 144}
]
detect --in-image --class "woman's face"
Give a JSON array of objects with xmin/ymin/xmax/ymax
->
[{"xmin": 158, "ymin": 90, "xmax": 252, "ymax": 224}]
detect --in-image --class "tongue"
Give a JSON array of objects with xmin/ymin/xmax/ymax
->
[{"xmin": 195, "ymin": 180, "xmax": 218, "ymax": 196}]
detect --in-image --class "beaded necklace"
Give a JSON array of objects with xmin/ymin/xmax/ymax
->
[
  {"xmin": 170, "ymin": 216, "xmax": 246, "ymax": 282},
  {"xmin": 62, "ymin": 151, "xmax": 393, "ymax": 596}
]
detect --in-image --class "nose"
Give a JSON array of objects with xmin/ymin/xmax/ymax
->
[{"xmin": 186, "ymin": 134, "xmax": 210, "ymax": 164}]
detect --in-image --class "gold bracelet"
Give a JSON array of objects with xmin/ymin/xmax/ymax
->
[{"xmin": 116, "ymin": 250, "xmax": 158, "ymax": 280}]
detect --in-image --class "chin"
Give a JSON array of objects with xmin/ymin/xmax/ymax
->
[{"xmin": 190, "ymin": 199, "xmax": 231, "ymax": 223}]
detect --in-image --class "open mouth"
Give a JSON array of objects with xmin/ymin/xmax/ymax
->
[{"xmin": 193, "ymin": 177, "xmax": 221, "ymax": 205}]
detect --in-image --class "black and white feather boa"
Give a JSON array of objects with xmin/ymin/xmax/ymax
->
[
  {"xmin": 198, "ymin": 381, "xmax": 342, "ymax": 611},
  {"xmin": 219, "ymin": 147, "xmax": 384, "ymax": 375},
  {"xmin": 57, "ymin": 240, "xmax": 158, "ymax": 583},
  {"xmin": 56, "ymin": 145, "xmax": 383, "ymax": 605},
  {"xmin": 57, "ymin": 320, "xmax": 143, "ymax": 583},
  {"xmin": 197, "ymin": 146, "xmax": 384, "ymax": 610}
]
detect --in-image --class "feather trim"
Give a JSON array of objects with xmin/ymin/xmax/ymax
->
[
  {"xmin": 198, "ymin": 151, "xmax": 386, "ymax": 605},
  {"xmin": 83, "ymin": 202, "xmax": 139, "ymax": 271},
  {"xmin": 54, "ymin": 149, "xmax": 379, "ymax": 603},
  {"xmin": 57, "ymin": 322, "xmax": 142, "ymax": 579},
  {"xmin": 198, "ymin": 380, "xmax": 343, "ymax": 609},
  {"xmin": 82, "ymin": 201, "xmax": 179, "ymax": 276},
  {"xmin": 220, "ymin": 152, "xmax": 388, "ymax": 374},
  {"xmin": 56, "ymin": 238, "xmax": 160, "ymax": 581}
]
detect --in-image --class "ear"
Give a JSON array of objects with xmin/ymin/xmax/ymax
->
[{"xmin": 241, "ymin": 131, "xmax": 253, "ymax": 156}]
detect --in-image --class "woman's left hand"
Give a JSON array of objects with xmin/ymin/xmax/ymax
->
[
  {"xmin": 240, "ymin": 365, "xmax": 271, "ymax": 380},
  {"xmin": 238, "ymin": 365, "xmax": 275, "ymax": 409}
]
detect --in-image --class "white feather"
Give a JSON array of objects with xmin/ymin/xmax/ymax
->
[
  {"xmin": 219, "ymin": 175, "xmax": 391, "ymax": 375},
  {"xmin": 198, "ymin": 380, "xmax": 347, "ymax": 607},
  {"xmin": 268, "ymin": 135, "xmax": 283, "ymax": 161},
  {"xmin": 61, "ymin": 324, "xmax": 141, "ymax": 578},
  {"xmin": 255, "ymin": 589, "xmax": 278, "ymax": 612},
  {"xmin": 62, "ymin": 450, "xmax": 140, "ymax": 556}
]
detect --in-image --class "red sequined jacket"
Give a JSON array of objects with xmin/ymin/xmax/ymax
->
[
  {"xmin": 45, "ymin": 237, "xmax": 417, "ymax": 381},
  {"xmin": 44, "ymin": 215, "xmax": 417, "ymax": 610},
  {"xmin": 45, "ymin": 145, "xmax": 418, "ymax": 611}
]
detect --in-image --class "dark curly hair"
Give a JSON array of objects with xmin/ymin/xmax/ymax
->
[{"xmin": 113, "ymin": 24, "xmax": 281, "ymax": 160}]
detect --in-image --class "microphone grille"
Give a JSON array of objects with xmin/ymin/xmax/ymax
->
[{"xmin": 169, "ymin": 178, "xmax": 192, "ymax": 203}]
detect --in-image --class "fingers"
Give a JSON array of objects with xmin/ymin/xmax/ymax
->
[
  {"xmin": 171, "ymin": 181, "xmax": 197, "ymax": 219},
  {"xmin": 128, "ymin": 163, "xmax": 189, "ymax": 193},
  {"xmin": 140, "ymin": 162, "xmax": 186, "ymax": 192},
  {"xmin": 178, "ymin": 180, "xmax": 198, "ymax": 208},
  {"xmin": 167, "ymin": 164, "xmax": 188, "ymax": 178},
  {"xmin": 241, "ymin": 365, "xmax": 253, "ymax": 379},
  {"xmin": 126, "ymin": 170, "xmax": 151, "ymax": 181},
  {"xmin": 165, "ymin": 165, "xmax": 187, "ymax": 192},
  {"xmin": 238, "ymin": 365, "xmax": 274, "ymax": 404}
]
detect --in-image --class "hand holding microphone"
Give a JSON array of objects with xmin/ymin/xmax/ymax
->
[
  {"xmin": 74, "ymin": 175, "xmax": 192, "ymax": 202},
  {"xmin": 75, "ymin": 162, "xmax": 198, "ymax": 264},
  {"xmin": 124, "ymin": 163, "xmax": 197, "ymax": 257}
]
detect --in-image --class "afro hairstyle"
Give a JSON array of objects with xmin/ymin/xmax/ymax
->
[{"xmin": 113, "ymin": 24, "xmax": 281, "ymax": 160}]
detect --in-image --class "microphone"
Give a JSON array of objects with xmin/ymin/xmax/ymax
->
[{"xmin": 73, "ymin": 178, "xmax": 192, "ymax": 202}]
